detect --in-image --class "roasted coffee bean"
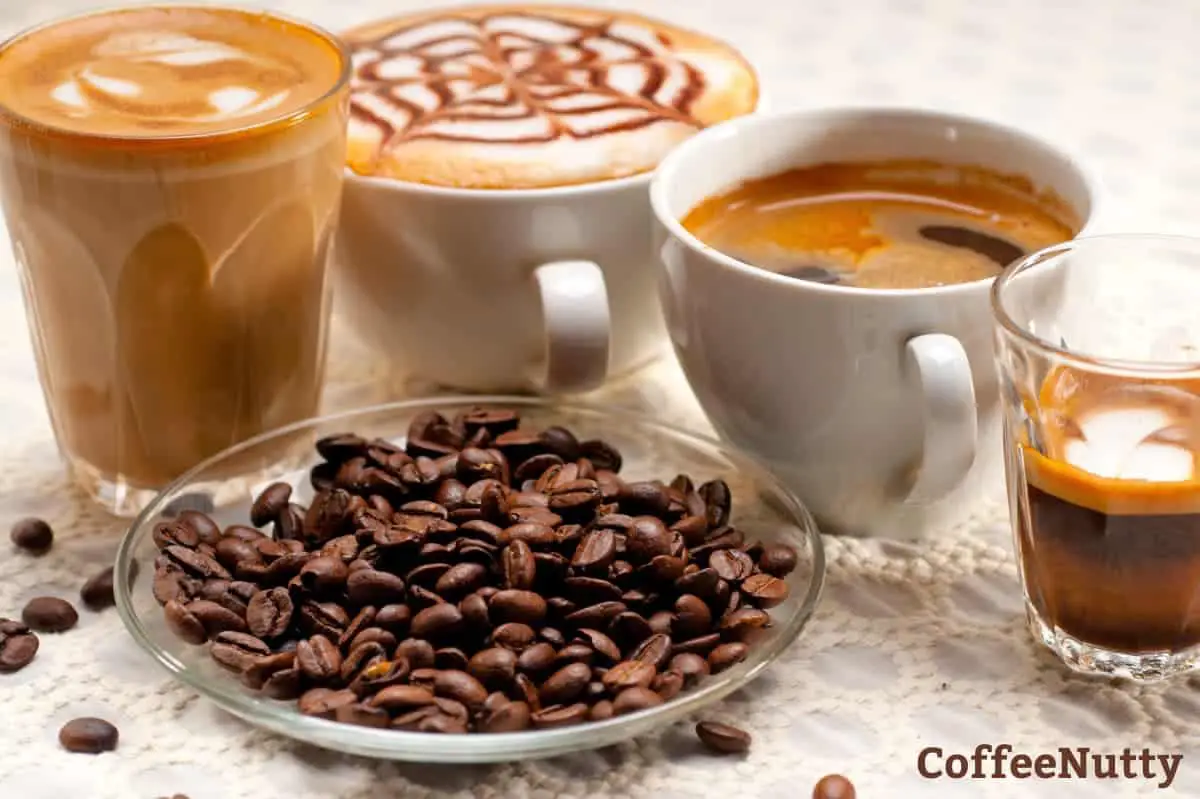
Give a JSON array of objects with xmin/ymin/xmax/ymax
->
[
  {"xmin": 698, "ymin": 480, "xmax": 731, "ymax": 528},
  {"xmin": 299, "ymin": 556, "xmax": 349, "ymax": 593},
  {"xmin": 335, "ymin": 701, "xmax": 391, "ymax": 729},
  {"xmin": 512, "ymin": 672, "xmax": 541, "ymax": 710},
  {"xmin": 478, "ymin": 699, "xmax": 532, "ymax": 733},
  {"xmin": 165, "ymin": 545, "xmax": 230, "ymax": 581},
  {"xmin": 368, "ymin": 683, "xmax": 436, "ymax": 713},
  {"xmin": 303, "ymin": 488, "xmax": 357, "ymax": 548},
  {"xmin": 720, "ymin": 607, "xmax": 771, "ymax": 642},
  {"xmin": 645, "ymin": 555, "xmax": 687, "ymax": 583},
  {"xmin": 153, "ymin": 571, "xmax": 196, "ymax": 606},
  {"xmin": 579, "ymin": 439, "xmax": 621, "ymax": 472},
  {"xmin": 346, "ymin": 569, "xmax": 406, "ymax": 606},
  {"xmin": 372, "ymin": 604, "xmax": 411, "ymax": 636},
  {"xmin": 707, "ymin": 642, "xmax": 749, "ymax": 673},
  {"xmin": 709, "ymin": 549, "xmax": 755, "ymax": 583},
  {"xmin": 672, "ymin": 633, "xmax": 721, "ymax": 656},
  {"xmin": 626, "ymin": 516, "xmax": 672, "ymax": 563},
  {"xmin": 59, "ymin": 717, "xmax": 119, "ymax": 754},
  {"xmin": 461, "ymin": 408, "xmax": 519, "ymax": 437},
  {"xmin": 299, "ymin": 687, "xmax": 358, "ymax": 719},
  {"xmin": 164, "ymin": 599, "xmax": 207, "ymax": 645},
  {"xmin": 516, "ymin": 642, "xmax": 557, "ymax": 675},
  {"xmin": 564, "ymin": 601, "xmax": 626, "ymax": 629},
  {"xmin": 500, "ymin": 541, "xmax": 537, "ymax": 591},
  {"xmin": 80, "ymin": 567, "xmax": 116, "ymax": 611},
  {"xmin": 320, "ymin": 535, "xmax": 360, "ymax": 563},
  {"xmin": 297, "ymin": 601, "xmax": 349, "ymax": 640},
  {"xmin": 456, "ymin": 447, "xmax": 506, "ymax": 484},
  {"xmin": 488, "ymin": 590, "xmax": 546, "ymax": 626},
  {"xmin": 242, "ymin": 651, "xmax": 296, "ymax": 690},
  {"xmin": 433, "ymin": 670, "xmax": 488, "ymax": 709},
  {"xmin": 395, "ymin": 638, "xmax": 436, "ymax": 670},
  {"xmin": 275, "ymin": 504, "xmax": 307, "ymax": 542},
  {"xmin": 742, "ymin": 573, "xmax": 790, "ymax": 608},
  {"xmin": 434, "ymin": 696, "xmax": 471, "ymax": 722},
  {"xmin": 22, "ymin": 596, "xmax": 78, "ymax": 633},
  {"xmin": 10, "ymin": 517, "xmax": 53, "ymax": 554},
  {"xmin": 246, "ymin": 588, "xmax": 293, "ymax": 639},
  {"xmin": 435, "ymin": 563, "xmax": 487, "ymax": 599},
  {"xmin": 531, "ymin": 702, "xmax": 589, "ymax": 729},
  {"xmin": 513, "ymin": 453, "xmax": 564, "ymax": 485},
  {"xmin": 406, "ymin": 562, "xmax": 451, "ymax": 589},
  {"xmin": 675, "ymin": 568, "xmax": 721, "ymax": 599},
  {"xmin": 262, "ymin": 667, "xmax": 303, "ymax": 699},
  {"xmin": 757, "ymin": 544, "xmax": 799, "ymax": 577},
  {"xmin": 548, "ymin": 479, "xmax": 602, "ymax": 519},
  {"xmin": 432, "ymin": 647, "xmax": 467, "ymax": 671},
  {"xmin": 668, "ymin": 652, "xmax": 710, "ymax": 686},
  {"xmin": 651, "ymin": 669, "xmax": 684, "ymax": 701},
  {"xmin": 603, "ymin": 660, "xmax": 656, "ymax": 693},
  {"xmin": 812, "ymin": 774, "xmax": 856, "ymax": 799},
  {"xmin": 576, "ymin": 628, "xmax": 621, "ymax": 663},
  {"xmin": 613, "ymin": 686, "xmax": 663, "ymax": 715},
  {"xmin": 673, "ymin": 594, "xmax": 713, "ymax": 638},
  {"xmin": 215, "ymin": 537, "xmax": 260, "ymax": 571},
  {"xmin": 554, "ymin": 643, "xmax": 594, "ymax": 668},
  {"xmin": 316, "ymin": 432, "xmax": 367, "ymax": 461},
  {"xmin": 210, "ymin": 631, "xmax": 271, "ymax": 673},
  {"xmin": 634, "ymin": 608, "xmax": 667, "ymax": 635},
  {"xmin": 410, "ymin": 603, "xmax": 464, "ymax": 641},
  {"xmin": 671, "ymin": 515, "xmax": 709, "ymax": 547},
  {"xmin": 588, "ymin": 699, "xmax": 614, "ymax": 721},
  {"xmin": 153, "ymin": 521, "xmax": 198, "ymax": 551},
  {"xmin": 350, "ymin": 627, "xmax": 398, "ymax": 654},
  {"xmin": 173, "ymin": 511, "xmax": 221, "ymax": 546},
  {"xmin": 0, "ymin": 619, "xmax": 38, "ymax": 673},
  {"xmin": 350, "ymin": 658, "xmax": 410, "ymax": 696},
  {"xmin": 630, "ymin": 633, "xmax": 673, "ymax": 670},
  {"xmin": 571, "ymin": 530, "xmax": 616, "ymax": 572},
  {"xmin": 457, "ymin": 592, "xmax": 490, "ymax": 632},
  {"xmin": 467, "ymin": 647, "xmax": 517, "ymax": 689},
  {"xmin": 251, "ymin": 482, "xmax": 293, "ymax": 527},
  {"xmin": 296, "ymin": 635, "xmax": 342, "ymax": 682},
  {"xmin": 499, "ymin": 522, "xmax": 556, "ymax": 548},
  {"xmin": 695, "ymin": 720, "xmax": 751, "ymax": 754},
  {"xmin": 187, "ymin": 599, "xmax": 247, "ymax": 637}
]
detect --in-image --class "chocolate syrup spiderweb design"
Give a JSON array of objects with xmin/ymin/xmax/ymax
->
[{"xmin": 348, "ymin": 12, "xmax": 707, "ymax": 146}]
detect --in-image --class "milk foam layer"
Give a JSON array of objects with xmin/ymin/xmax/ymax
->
[
  {"xmin": 343, "ymin": 5, "xmax": 758, "ymax": 188},
  {"xmin": 0, "ymin": 7, "xmax": 344, "ymax": 137},
  {"xmin": 1061, "ymin": 396, "xmax": 1200, "ymax": 482}
]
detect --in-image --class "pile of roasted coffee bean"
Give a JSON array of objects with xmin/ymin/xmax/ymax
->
[{"xmin": 150, "ymin": 407, "xmax": 799, "ymax": 734}]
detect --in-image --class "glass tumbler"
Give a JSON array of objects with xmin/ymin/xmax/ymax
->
[
  {"xmin": 0, "ymin": 8, "xmax": 350, "ymax": 516},
  {"xmin": 993, "ymin": 234, "xmax": 1200, "ymax": 680}
]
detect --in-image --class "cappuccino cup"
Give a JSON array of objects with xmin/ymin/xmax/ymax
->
[
  {"xmin": 651, "ymin": 108, "xmax": 1099, "ymax": 536},
  {"xmin": 333, "ymin": 5, "xmax": 759, "ymax": 394}
]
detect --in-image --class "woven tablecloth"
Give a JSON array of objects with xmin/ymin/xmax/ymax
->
[{"xmin": 3, "ymin": 1, "xmax": 1200, "ymax": 797}]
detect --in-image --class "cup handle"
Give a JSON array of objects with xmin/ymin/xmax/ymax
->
[
  {"xmin": 903, "ymin": 333, "xmax": 978, "ymax": 503},
  {"xmin": 533, "ymin": 260, "xmax": 611, "ymax": 393}
]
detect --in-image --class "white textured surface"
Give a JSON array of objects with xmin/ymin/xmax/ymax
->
[{"xmin": 1, "ymin": 1, "xmax": 1199, "ymax": 797}]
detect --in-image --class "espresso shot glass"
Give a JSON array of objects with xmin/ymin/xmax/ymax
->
[
  {"xmin": 993, "ymin": 234, "xmax": 1200, "ymax": 680},
  {"xmin": 0, "ymin": 7, "xmax": 351, "ymax": 515}
]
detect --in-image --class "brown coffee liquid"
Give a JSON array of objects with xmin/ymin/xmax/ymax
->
[
  {"xmin": 681, "ymin": 160, "xmax": 1077, "ymax": 289},
  {"xmin": 1019, "ymin": 369, "xmax": 1200, "ymax": 653},
  {"xmin": 0, "ymin": 8, "xmax": 348, "ymax": 495}
]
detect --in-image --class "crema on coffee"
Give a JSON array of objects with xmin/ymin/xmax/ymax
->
[
  {"xmin": 0, "ymin": 7, "xmax": 349, "ymax": 510},
  {"xmin": 341, "ymin": 5, "xmax": 759, "ymax": 188}
]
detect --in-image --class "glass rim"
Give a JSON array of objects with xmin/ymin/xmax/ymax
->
[
  {"xmin": 0, "ymin": 3, "xmax": 352, "ymax": 146},
  {"xmin": 113, "ymin": 394, "xmax": 826, "ymax": 762},
  {"xmin": 991, "ymin": 232, "xmax": 1200, "ymax": 375}
]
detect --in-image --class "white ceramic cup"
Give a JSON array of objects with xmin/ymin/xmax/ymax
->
[
  {"xmin": 651, "ymin": 107, "xmax": 1099, "ymax": 537},
  {"xmin": 334, "ymin": 170, "xmax": 672, "ymax": 394}
]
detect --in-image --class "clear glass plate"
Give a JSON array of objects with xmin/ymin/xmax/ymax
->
[{"xmin": 114, "ymin": 396, "xmax": 825, "ymax": 763}]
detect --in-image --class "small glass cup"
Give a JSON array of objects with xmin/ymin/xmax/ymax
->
[
  {"xmin": 0, "ymin": 7, "xmax": 351, "ymax": 516},
  {"xmin": 993, "ymin": 234, "xmax": 1200, "ymax": 680}
]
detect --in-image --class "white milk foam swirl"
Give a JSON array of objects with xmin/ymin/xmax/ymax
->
[
  {"xmin": 349, "ymin": 14, "xmax": 702, "ymax": 143},
  {"xmin": 49, "ymin": 31, "xmax": 291, "ymax": 124},
  {"xmin": 1063, "ymin": 389, "xmax": 1200, "ymax": 482}
]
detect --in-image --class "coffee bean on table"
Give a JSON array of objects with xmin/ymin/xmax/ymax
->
[
  {"xmin": 149, "ymin": 406, "xmax": 799, "ymax": 734},
  {"xmin": 22, "ymin": 596, "xmax": 78, "ymax": 633},
  {"xmin": 813, "ymin": 774, "xmax": 856, "ymax": 799},
  {"xmin": 0, "ymin": 618, "xmax": 38, "ymax": 673},
  {"xmin": 10, "ymin": 517, "xmax": 53, "ymax": 554},
  {"xmin": 695, "ymin": 720, "xmax": 751, "ymax": 754},
  {"xmin": 80, "ymin": 567, "xmax": 117, "ymax": 611},
  {"xmin": 59, "ymin": 717, "xmax": 119, "ymax": 754}
]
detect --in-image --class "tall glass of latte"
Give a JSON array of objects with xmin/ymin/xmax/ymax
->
[
  {"xmin": 0, "ymin": 7, "xmax": 350, "ymax": 514},
  {"xmin": 993, "ymin": 234, "xmax": 1200, "ymax": 680}
]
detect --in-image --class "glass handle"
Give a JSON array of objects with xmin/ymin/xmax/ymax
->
[
  {"xmin": 533, "ymin": 260, "xmax": 611, "ymax": 393},
  {"xmin": 904, "ymin": 333, "xmax": 978, "ymax": 503}
]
